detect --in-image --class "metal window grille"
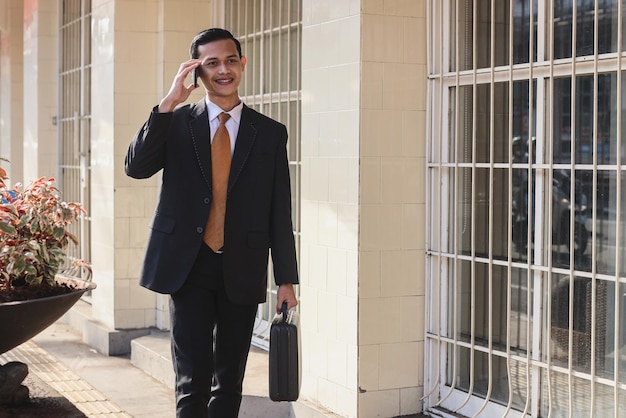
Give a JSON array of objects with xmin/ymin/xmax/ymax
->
[
  {"xmin": 426, "ymin": 1, "xmax": 626, "ymax": 416},
  {"xmin": 58, "ymin": 0, "xmax": 91, "ymax": 280},
  {"xmin": 225, "ymin": 0, "xmax": 302, "ymax": 349}
]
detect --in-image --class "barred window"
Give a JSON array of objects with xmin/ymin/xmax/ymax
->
[
  {"xmin": 58, "ymin": 0, "xmax": 91, "ymax": 279},
  {"xmin": 427, "ymin": 1, "xmax": 626, "ymax": 416}
]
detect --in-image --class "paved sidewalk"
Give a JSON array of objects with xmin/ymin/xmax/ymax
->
[
  {"xmin": 0, "ymin": 353, "xmax": 87, "ymax": 418},
  {"xmin": 2, "ymin": 323, "xmax": 172, "ymax": 417}
]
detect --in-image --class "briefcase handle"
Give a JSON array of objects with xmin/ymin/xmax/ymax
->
[
  {"xmin": 272, "ymin": 301, "xmax": 299, "ymax": 326},
  {"xmin": 281, "ymin": 301, "xmax": 289, "ymax": 321}
]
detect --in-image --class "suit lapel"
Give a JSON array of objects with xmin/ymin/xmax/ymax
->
[
  {"xmin": 228, "ymin": 105, "xmax": 257, "ymax": 193},
  {"xmin": 189, "ymin": 99, "xmax": 212, "ymax": 191}
]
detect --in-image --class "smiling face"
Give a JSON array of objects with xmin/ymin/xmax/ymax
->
[{"xmin": 197, "ymin": 38, "xmax": 247, "ymax": 110}]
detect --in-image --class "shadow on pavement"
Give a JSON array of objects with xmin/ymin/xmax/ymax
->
[{"xmin": 0, "ymin": 372, "xmax": 85, "ymax": 418}]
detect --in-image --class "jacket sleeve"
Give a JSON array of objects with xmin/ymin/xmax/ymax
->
[
  {"xmin": 125, "ymin": 106, "xmax": 174, "ymax": 179},
  {"xmin": 270, "ymin": 125, "xmax": 299, "ymax": 286}
]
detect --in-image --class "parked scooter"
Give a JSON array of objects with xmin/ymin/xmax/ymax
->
[
  {"xmin": 511, "ymin": 157, "xmax": 588, "ymax": 256},
  {"xmin": 551, "ymin": 169, "xmax": 588, "ymax": 256}
]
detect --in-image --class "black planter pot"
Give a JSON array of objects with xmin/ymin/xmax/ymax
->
[{"xmin": 0, "ymin": 275, "xmax": 96, "ymax": 355}]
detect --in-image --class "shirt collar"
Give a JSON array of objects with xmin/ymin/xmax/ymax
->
[{"xmin": 206, "ymin": 97, "xmax": 243, "ymax": 125}]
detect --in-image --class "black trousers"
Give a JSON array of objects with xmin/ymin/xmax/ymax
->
[{"xmin": 170, "ymin": 244, "xmax": 257, "ymax": 418}]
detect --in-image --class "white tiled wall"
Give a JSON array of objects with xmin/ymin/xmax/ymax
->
[
  {"xmin": 21, "ymin": 0, "xmax": 57, "ymax": 184},
  {"xmin": 0, "ymin": 0, "xmax": 24, "ymax": 183},
  {"xmin": 358, "ymin": 0, "xmax": 427, "ymax": 414},
  {"xmin": 302, "ymin": 0, "xmax": 427, "ymax": 417},
  {"xmin": 301, "ymin": 0, "xmax": 361, "ymax": 415}
]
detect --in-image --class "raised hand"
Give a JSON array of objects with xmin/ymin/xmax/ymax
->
[{"xmin": 158, "ymin": 60, "xmax": 200, "ymax": 113}]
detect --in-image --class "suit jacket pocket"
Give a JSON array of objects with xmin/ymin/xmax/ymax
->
[
  {"xmin": 151, "ymin": 213, "xmax": 176, "ymax": 234},
  {"xmin": 248, "ymin": 231, "xmax": 271, "ymax": 248}
]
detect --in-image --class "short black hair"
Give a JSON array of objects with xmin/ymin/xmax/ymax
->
[{"xmin": 189, "ymin": 28, "xmax": 242, "ymax": 59}]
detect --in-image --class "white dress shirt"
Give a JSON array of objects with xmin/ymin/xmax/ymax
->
[{"xmin": 206, "ymin": 98, "xmax": 243, "ymax": 156}]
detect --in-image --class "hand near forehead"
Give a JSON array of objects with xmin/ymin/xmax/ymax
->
[{"xmin": 158, "ymin": 59, "xmax": 200, "ymax": 113}]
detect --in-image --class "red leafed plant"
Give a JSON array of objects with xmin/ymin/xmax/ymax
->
[{"xmin": 0, "ymin": 161, "xmax": 91, "ymax": 302}]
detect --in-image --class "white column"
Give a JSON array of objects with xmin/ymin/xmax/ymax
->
[
  {"xmin": 300, "ymin": 1, "xmax": 428, "ymax": 417},
  {"xmin": 22, "ymin": 0, "xmax": 57, "ymax": 183},
  {"xmin": 0, "ymin": 0, "xmax": 24, "ymax": 182},
  {"xmin": 300, "ymin": 1, "xmax": 361, "ymax": 416}
]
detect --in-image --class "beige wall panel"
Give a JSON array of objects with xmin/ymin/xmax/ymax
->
[
  {"xmin": 22, "ymin": 1, "xmax": 58, "ymax": 184},
  {"xmin": 0, "ymin": 0, "xmax": 24, "ymax": 182},
  {"xmin": 301, "ymin": 1, "xmax": 361, "ymax": 416}
]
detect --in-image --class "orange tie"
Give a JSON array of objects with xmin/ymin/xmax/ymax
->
[{"xmin": 204, "ymin": 112, "xmax": 231, "ymax": 252}]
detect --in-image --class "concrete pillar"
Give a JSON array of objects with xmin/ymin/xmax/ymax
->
[
  {"xmin": 300, "ymin": 1, "xmax": 427, "ymax": 416},
  {"xmin": 300, "ymin": 1, "xmax": 361, "ymax": 416},
  {"xmin": 22, "ymin": 0, "xmax": 57, "ymax": 183}
]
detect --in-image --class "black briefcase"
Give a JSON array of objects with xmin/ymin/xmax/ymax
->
[{"xmin": 269, "ymin": 302, "xmax": 300, "ymax": 402}]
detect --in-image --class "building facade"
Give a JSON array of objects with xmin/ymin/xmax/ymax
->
[{"xmin": 1, "ymin": 0, "xmax": 623, "ymax": 417}]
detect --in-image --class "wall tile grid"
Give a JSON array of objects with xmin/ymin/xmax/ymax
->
[
  {"xmin": 116, "ymin": 0, "xmax": 168, "ymax": 329},
  {"xmin": 0, "ymin": 1, "xmax": 24, "ymax": 183},
  {"xmin": 88, "ymin": 0, "xmax": 117, "ymax": 330},
  {"xmin": 358, "ymin": 1, "xmax": 426, "ymax": 417},
  {"xmin": 301, "ymin": 1, "xmax": 360, "ymax": 414},
  {"xmin": 90, "ymin": 0, "xmax": 161, "ymax": 329},
  {"xmin": 36, "ymin": 13, "xmax": 57, "ymax": 179},
  {"xmin": 22, "ymin": 2, "xmax": 39, "ymax": 184},
  {"xmin": 115, "ymin": 276, "xmax": 156, "ymax": 328}
]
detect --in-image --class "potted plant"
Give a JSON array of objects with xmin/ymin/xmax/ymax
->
[{"xmin": 0, "ymin": 161, "xmax": 94, "ymax": 405}]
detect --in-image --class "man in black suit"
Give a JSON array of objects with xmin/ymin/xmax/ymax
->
[{"xmin": 125, "ymin": 28, "xmax": 298, "ymax": 418}]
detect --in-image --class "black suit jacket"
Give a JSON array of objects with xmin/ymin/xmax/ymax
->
[{"xmin": 125, "ymin": 100, "xmax": 298, "ymax": 304}]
